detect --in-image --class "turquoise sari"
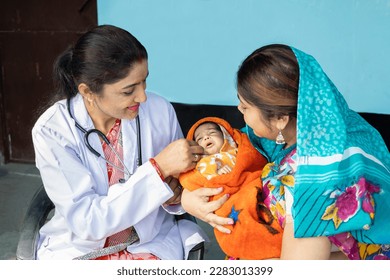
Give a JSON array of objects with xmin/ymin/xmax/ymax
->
[{"xmin": 245, "ymin": 47, "xmax": 390, "ymax": 259}]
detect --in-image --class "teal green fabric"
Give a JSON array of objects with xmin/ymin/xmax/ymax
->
[{"xmin": 245, "ymin": 46, "xmax": 390, "ymax": 244}]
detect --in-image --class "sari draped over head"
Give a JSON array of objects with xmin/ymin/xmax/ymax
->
[{"xmin": 247, "ymin": 46, "xmax": 390, "ymax": 244}]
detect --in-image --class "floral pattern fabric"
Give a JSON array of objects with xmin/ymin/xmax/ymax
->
[
  {"xmin": 95, "ymin": 251, "xmax": 159, "ymax": 260},
  {"xmin": 262, "ymin": 147, "xmax": 390, "ymax": 260},
  {"xmin": 289, "ymin": 47, "xmax": 390, "ymax": 241}
]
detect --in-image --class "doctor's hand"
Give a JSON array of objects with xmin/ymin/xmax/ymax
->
[
  {"xmin": 163, "ymin": 176, "xmax": 182, "ymax": 206},
  {"xmin": 153, "ymin": 139, "xmax": 204, "ymax": 178},
  {"xmin": 181, "ymin": 188, "xmax": 234, "ymax": 234}
]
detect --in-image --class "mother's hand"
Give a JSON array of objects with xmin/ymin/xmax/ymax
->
[{"xmin": 181, "ymin": 187, "xmax": 234, "ymax": 234}]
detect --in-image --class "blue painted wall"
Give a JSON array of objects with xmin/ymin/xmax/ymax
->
[{"xmin": 97, "ymin": 0, "xmax": 390, "ymax": 114}]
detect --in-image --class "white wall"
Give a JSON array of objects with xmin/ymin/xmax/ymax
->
[{"xmin": 97, "ymin": 0, "xmax": 390, "ymax": 114}]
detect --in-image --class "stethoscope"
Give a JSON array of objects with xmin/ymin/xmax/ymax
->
[{"xmin": 67, "ymin": 97, "xmax": 142, "ymax": 182}]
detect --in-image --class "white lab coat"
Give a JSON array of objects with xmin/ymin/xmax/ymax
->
[{"xmin": 32, "ymin": 92, "xmax": 207, "ymax": 260}]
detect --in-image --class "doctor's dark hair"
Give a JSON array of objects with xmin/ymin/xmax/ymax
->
[
  {"xmin": 236, "ymin": 44, "xmax": 298, "ymax": 122},
  {"xmin": 53, "ymin": 25, "xmax": 148, "ymax": 99}
]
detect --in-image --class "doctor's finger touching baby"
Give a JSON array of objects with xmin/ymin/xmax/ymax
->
[{"xmin": 153, "ymin": 139, "xmax": 204, "ymax": 178}]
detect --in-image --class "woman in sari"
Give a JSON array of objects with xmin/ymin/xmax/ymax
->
[{"xmin": 182, "ymin": 44, "xmax": 390, "ymax": 259}]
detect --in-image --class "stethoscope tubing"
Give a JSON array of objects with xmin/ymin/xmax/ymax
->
[{"xmin": 67, "ymin": 97, "xmax": 142, "ymax": 180}]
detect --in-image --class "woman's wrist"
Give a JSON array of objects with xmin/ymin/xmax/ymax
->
[{"xmin": 149, "ymin": 158, "xmax": 165, "ymax": 181}]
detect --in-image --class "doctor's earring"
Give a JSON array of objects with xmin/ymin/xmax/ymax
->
[
  {"xmin": 276, "ymin": 130, "xmax": 286, "ymax": 145},
  {"xmin": 87, "ymin": 98, "xmax": 94, "ymax": 106}
]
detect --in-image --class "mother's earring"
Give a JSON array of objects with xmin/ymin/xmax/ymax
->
[{"xmin": 276, "ymin": 130, "xmax": 285, "ymax": 145}]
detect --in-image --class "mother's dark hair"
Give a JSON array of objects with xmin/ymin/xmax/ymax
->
[
  {"xmin": 236, "ymin": 44, "xmax": 299, "ymax": 122},
  {"xmin": 53, "ymin": 24, "xmax": 148, "ymax": 99}
]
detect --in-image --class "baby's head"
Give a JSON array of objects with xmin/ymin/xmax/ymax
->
[{"xmin": 194, "ymin": 122, "xmax": 224, "ymax": 155}]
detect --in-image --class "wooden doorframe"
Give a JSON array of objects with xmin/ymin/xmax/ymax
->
[
  {"xmin": 0, "ymin": 56, "xmax": 10, "ymax": 163},
  {"xmin": 0, "ymin": 0, "xmax": 97, "ymax": 164}
]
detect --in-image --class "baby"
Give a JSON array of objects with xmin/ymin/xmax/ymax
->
[
  {"xmin": 193, "ymin": 121, "xmax": 238, "ymax": 179},
  {"xmin": 179, "ymin": 117, "xmax": 282, "ymax": 260}
]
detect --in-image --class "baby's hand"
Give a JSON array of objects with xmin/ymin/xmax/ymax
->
[{"xmin": 217, "ymin": 165, "xmax": 232, "ymax": 175}]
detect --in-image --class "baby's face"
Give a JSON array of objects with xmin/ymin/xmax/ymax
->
[{"xmin": 194, "ymin": 123, "xmax": 224, "ymax": 155}]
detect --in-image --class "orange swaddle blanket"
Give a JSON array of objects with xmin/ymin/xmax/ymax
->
[{"xmin": 179, "ymin": 117, "xmax": 282, "ymax": 259}]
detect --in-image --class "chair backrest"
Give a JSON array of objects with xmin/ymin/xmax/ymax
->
[
  {"xmin": 16, "ymin": 185, "xmax": 54, "ymax": 260},
  {"xmin": 358, "ymin": 112, "xmax": 390, "ymax": 149}
]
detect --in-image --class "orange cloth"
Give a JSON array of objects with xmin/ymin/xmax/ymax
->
[{"xmin": 179, "ymin": 117, "xmax": 282, "ymax": 259}]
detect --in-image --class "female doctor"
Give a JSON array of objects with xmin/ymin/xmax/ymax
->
[{"xmin": 32, "ymin": 25, "xmax": 207, "ymax": 260}]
